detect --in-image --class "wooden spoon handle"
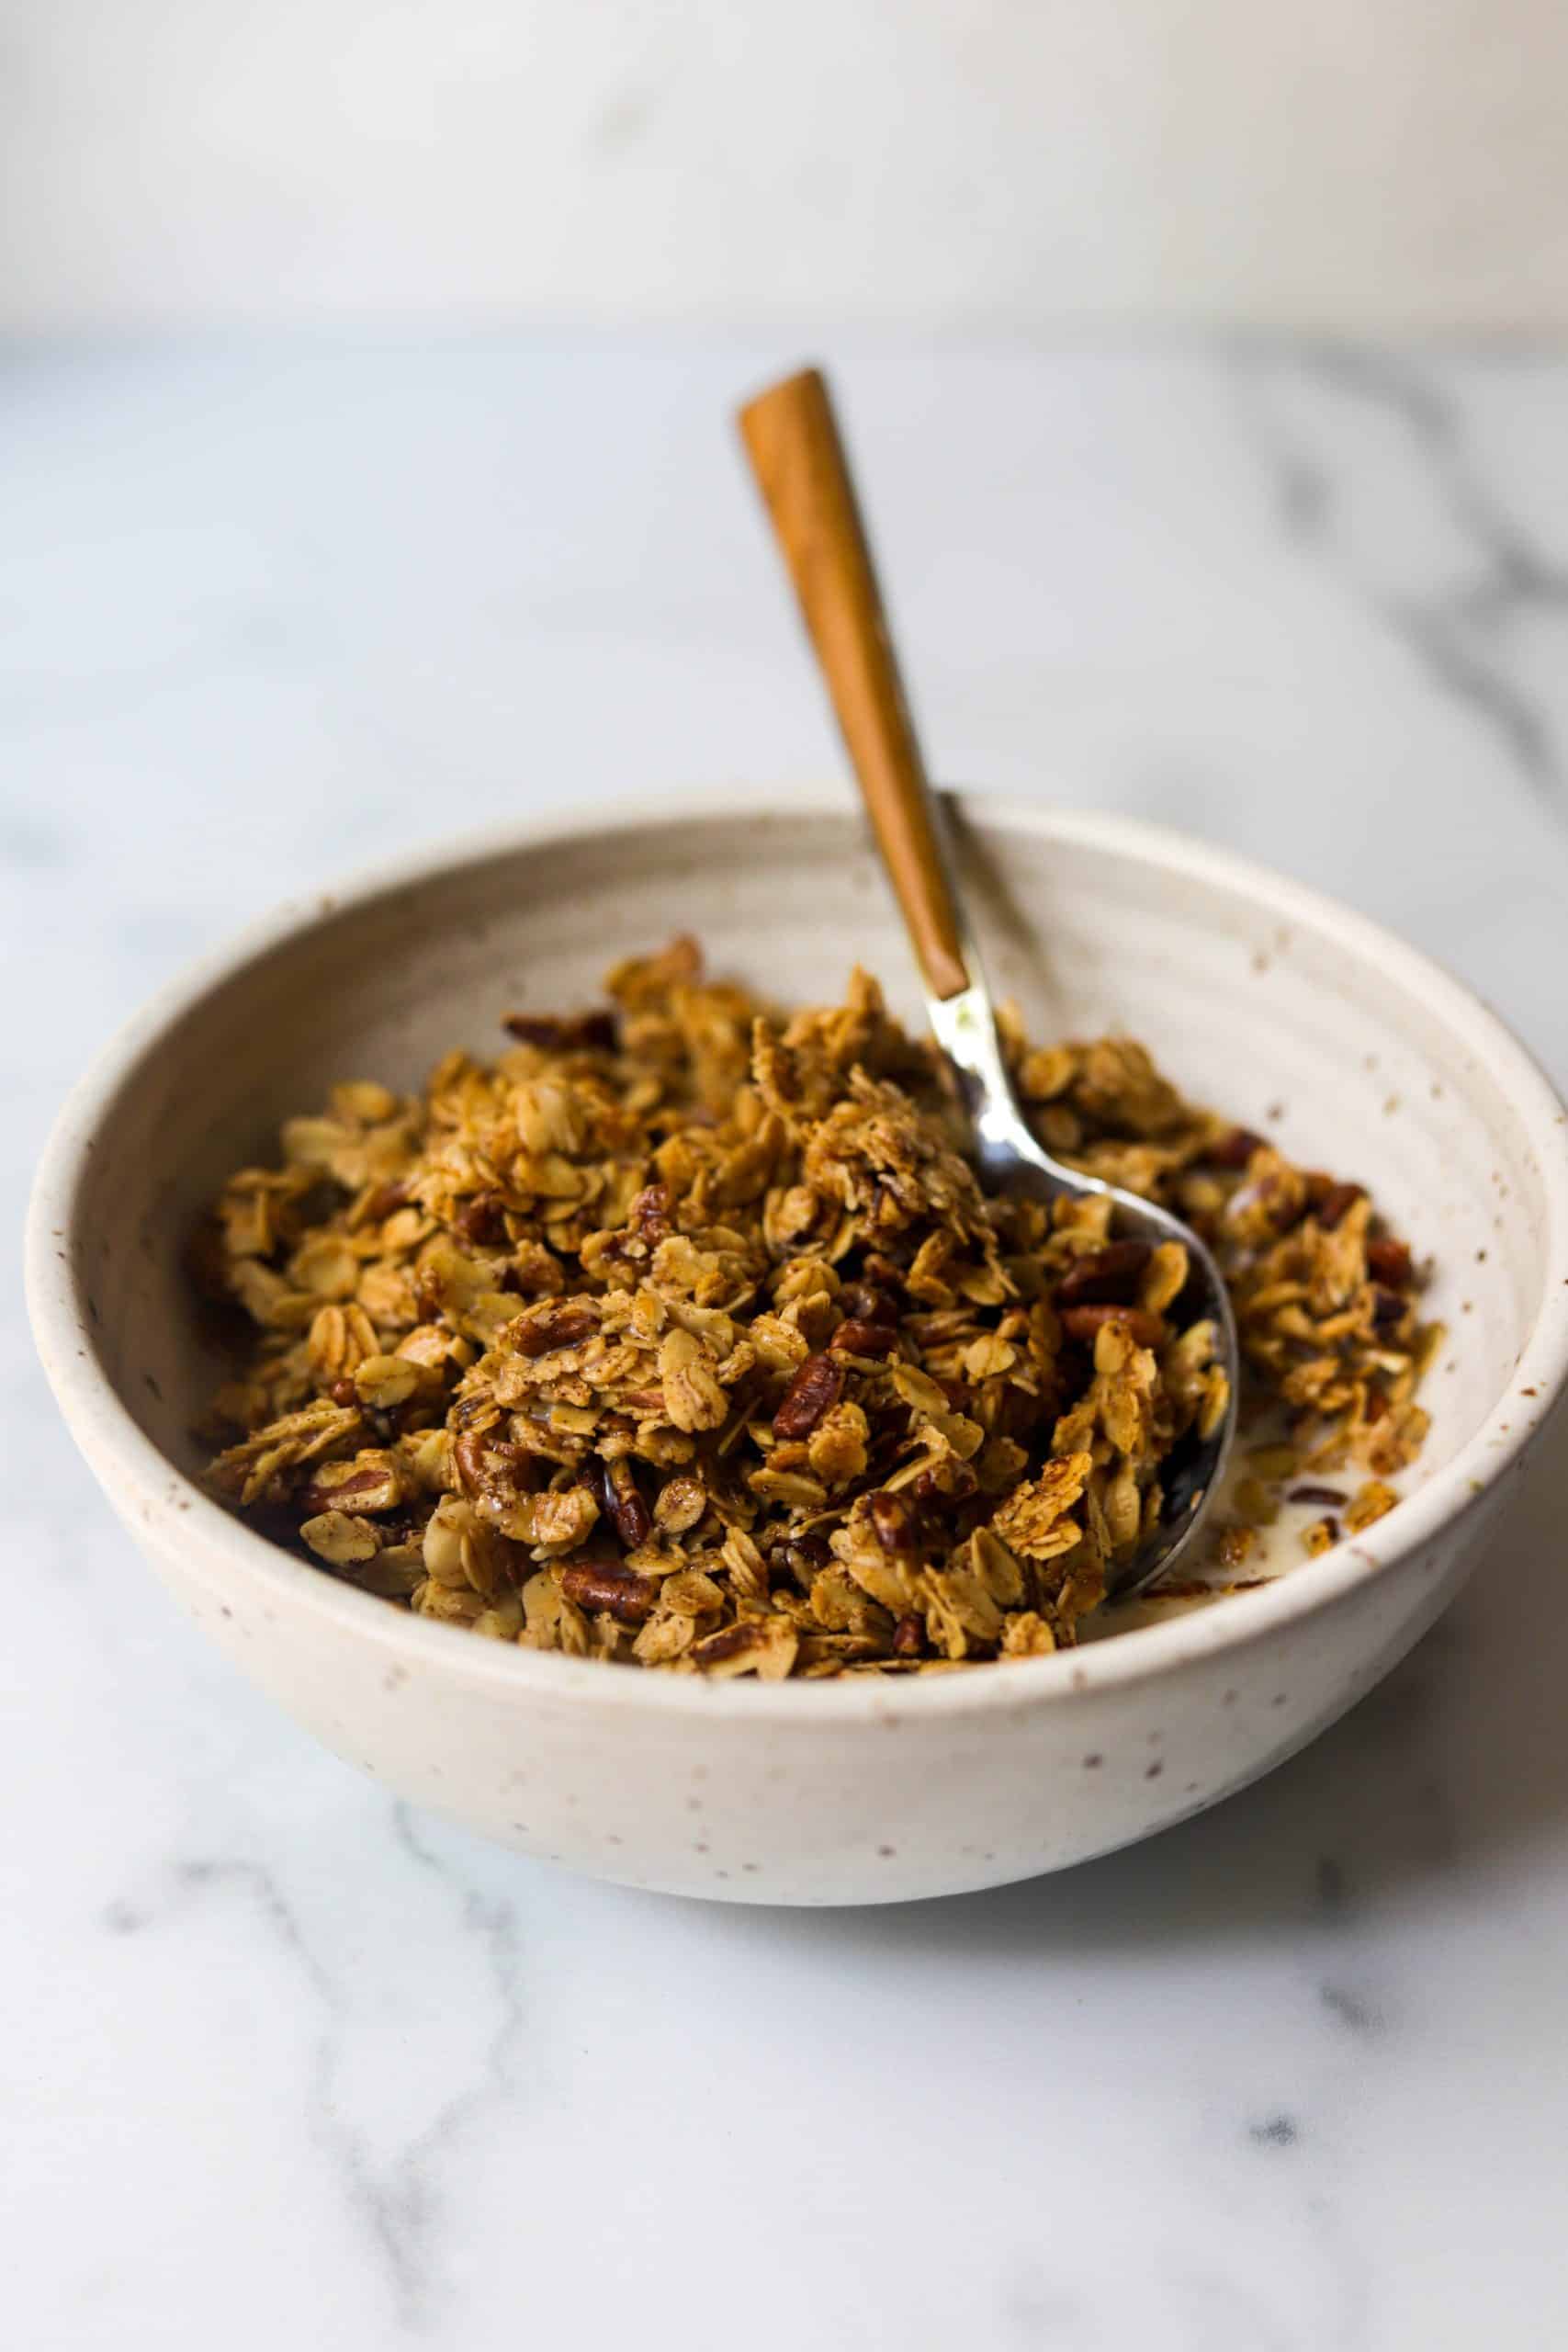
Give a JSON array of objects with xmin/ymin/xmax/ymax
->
[{"xmin": 738, "ymin": 366, "xmax": 971, "ymax": 1001}]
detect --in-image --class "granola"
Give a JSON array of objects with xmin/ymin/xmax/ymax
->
[{"xmin": 195, "ymin": 941, "xmax": 1435, "ymax": 1677}]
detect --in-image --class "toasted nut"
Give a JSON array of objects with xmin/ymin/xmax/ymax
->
[
  {"xmin": 892, "ymin": 1612, "xmax": 925, "ymax": 1657},
  {"xmin": 1316, "ymin": 1182, "xmax": 1364, "ymax": 1231},
  {"xmin": 453, "ymin": 1428, "xmax": 528, "ymax": 1498},
  {"xmin": 362, "ymin": 1180, "xmax": 411, "ymax": 1221},
  {"xmin": 689, "ymin": 1620, "xmax": 761, "ymax": 1668},
  {"xmin": 1055, "ymin": 1240, "xmax": 1153, "ymax": 1307},
  {"xmin": 870, "ymin": 1490, "xmax": 919, "ymax": 1555},
  {"xmin": 1288, "ymin": 1483, "xmax": 1347, "ymax": 1507},
  {"xmin": 839, "ymin": 1282, "xmax": 900, "ymax": 1326},
  {"xmin": 690, "ymin": 1616, "xmax": 798, "ymax": 1679},
  {"xmin": 1060, "ymin": 1305, "xmax": 1164, "ymax": 1348},
  {"xmin": 558, "ymin": 1561, "xmax": 659, "ymax": 1623},
  {"xmin": 599, "ymin": 1457, "xmax": 652, "ymax": 1549},
  {"xmin": 1367, "ymin": 1237, "xmax": 1413, "ymax": 1287},
  {"xmin": 773, "ymin": 1533, "xmax": 831, "ymax": 1589},
  {"xmin": 510, "ymin": 1300, "xmax": 599, "ymax": 1357},
  {"xmin": 296, "ymin": 1453, "xmax": 402, "ymax": 1514},
  {"xmin": 1211, "ymin": 1126, "xmax": 1265, "ymax": 1169},
  {"xmin": 1371, "ymin": 1285, "xmax": 1409, "ymax": 1332},
  {"xmin": 629, "ymin": 1183, "xmax": 672, "ymax": 1244},
  {"xmin": 453, "ymin": 1191, "xmax": 510, "ymax": 1246},
  {"xmin": 829, "ymin": 1317, "xmax": 899, "ymax": 1359},
  {"xmin": 504, "ymin": 1010, "xmax": 618, "ymax": 1052},
  {"xmin": 773, "ymin": 1351, "xmax": 844, "ymax": 1439},
  {"xmin": 910, "ymin": 1459, "xmax": 978, "ymax": 1506}
]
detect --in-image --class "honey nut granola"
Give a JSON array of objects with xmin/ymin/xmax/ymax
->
[{"xmin": 196, "ymin": 939, "xmax": 1435, "ymax": 1677}]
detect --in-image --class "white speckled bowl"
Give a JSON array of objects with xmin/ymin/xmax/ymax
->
[{"xmin": 27, "ymin": 792, "xmax": 1568, "ymax": 1904}]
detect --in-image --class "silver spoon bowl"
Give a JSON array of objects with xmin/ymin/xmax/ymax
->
[
  {"xmin": 931, "ymin": 963, "xmax": 1238, "ymax": 1595},
  {"xmin": 739, "ymin": 365, "xmax": 1240, "ymax": 1597}
]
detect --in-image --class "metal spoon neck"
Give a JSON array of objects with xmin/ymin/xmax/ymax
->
[{"xmin": 928, "ymin": 973, "xmax": 1077, "ymax": 1193}]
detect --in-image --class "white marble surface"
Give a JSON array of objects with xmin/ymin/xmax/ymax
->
[{"xmin": 6, "ymin": 337, "xmax": 1568, "ymax": 2348}]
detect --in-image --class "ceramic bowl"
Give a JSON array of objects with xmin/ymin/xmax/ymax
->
[{"xmin": 27, "ymin": 791, "xmax": 1568, "ymax": 1904}]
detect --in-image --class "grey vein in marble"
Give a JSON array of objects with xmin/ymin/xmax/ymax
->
[
  {"xmin": 102, "ymin": 1806, "xmax": 526, "ymax": 2335},
  {"xmin": 1233, "ymin": 340, "xmax": 1568, "ymax": 797}
]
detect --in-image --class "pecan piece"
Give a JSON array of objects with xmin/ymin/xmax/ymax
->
[
  {"xmin": 1315, "ymin": 1181, "xmax": 1364, "ymax": 1232},
  {"xmin": 510, "ymin": 1300, "xmax": 599, "ymax": 1357},
  {"xmin": 629, "ymin": 1183, "xmax": 672, "ymax": 1244},
  {"xmin": 1367, "ymin": 1236, "xmax": 1413, "ymax": 1287},
  {"xmin": 838, "ymin": 1282, "xmax": 900, "ymax": 1327},
  {"xmin": 1060, "ymin": 1305, "xmax": 1164, "ymax": 1348},
  {"xmin": 892, "ymin": 1611, "xmax": 925, "ymax": 1658},
  {"xmin": 870, "ymin": 1489, "xmax": 919, "ymax": 1555},
  {"xmin": 362, "ymin": 1180, "xmax": 411, "ymax": 1222},
  {"xmin": 1371, "ymin": 1284, "xmax": 1409, "ymax": 1332},
  {"xmin": 911, "ymin": 1459, "xmax": 978, "ymax": 1506},
  {"xmin": 558, "ymin": 1560, "xmax": 659, "ymax": 1623},
  {"xmin": 1211, "ymin": 1126, "xmax": 1265, "ymax": 1169},
  {"xmin": 773, "ymin": 1351, "xmax": 844, "ymax": 1439},
  {"xmin": 454, "ymin": 1428, "xmax": 528, "ymax": 1498},
  {"xmin": 1055, "ymin": 1240, "xmax": 1153, "ymax": 1308},
  {"xmin": 688, "ymin": 1620, "xmax": 761, "ymax": 1668},
  {"xmin": 504, "ymin": 1010, "xmax": 618, "ymax": 1053},
  {"xmin": 830, "ymin": 1317, "xmax": 899, "ymax": 1359},
  {"xmin": 296, "ymin": 1456, "xmax": 400, "ymax": 1514},
  {"xmin": 773, "ymin": 1532, "xmax": 831, "ymax": 1589},
  {"xmin": 453, "ymin": 1191, "xmax": 509, "ymax": 1247},
  {"xmin": 598, "ymin": 1457, "xmax": 652, "ymax": 1550}
]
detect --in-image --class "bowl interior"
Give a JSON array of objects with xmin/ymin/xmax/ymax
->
[{"xmin": 63, "ymin": 797, "xmax": 1554, "ymax": 1551}]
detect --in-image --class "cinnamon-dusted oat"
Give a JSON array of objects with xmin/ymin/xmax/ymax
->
[{"xmin": 197, "ymin": 943, "xmax": 1436, "ymax": 1675}]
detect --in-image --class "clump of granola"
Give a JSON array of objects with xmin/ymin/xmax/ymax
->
[{"xmin": 196, "ymin": 941, "xmax": 1434, "ymax": 1677}]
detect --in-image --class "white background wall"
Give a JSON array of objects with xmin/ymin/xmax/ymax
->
[{"xmin": 2, "ymin": 0, "xmax": 1565, "ymax": 333}]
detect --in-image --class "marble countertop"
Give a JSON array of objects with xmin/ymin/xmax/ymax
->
[{"xmin": 6, "ymin": 336, "xmax": 1568, "ymax": 2349}]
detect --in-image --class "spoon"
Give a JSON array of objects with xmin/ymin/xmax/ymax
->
[{"xmin": 737, "ymin": 365, "xmax": 1238, "ymax": 1597}]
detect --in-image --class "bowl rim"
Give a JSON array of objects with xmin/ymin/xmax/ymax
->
[{"xmin": 27, "ymin": 785, "xmax": 1568, "ymax": 1723}]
